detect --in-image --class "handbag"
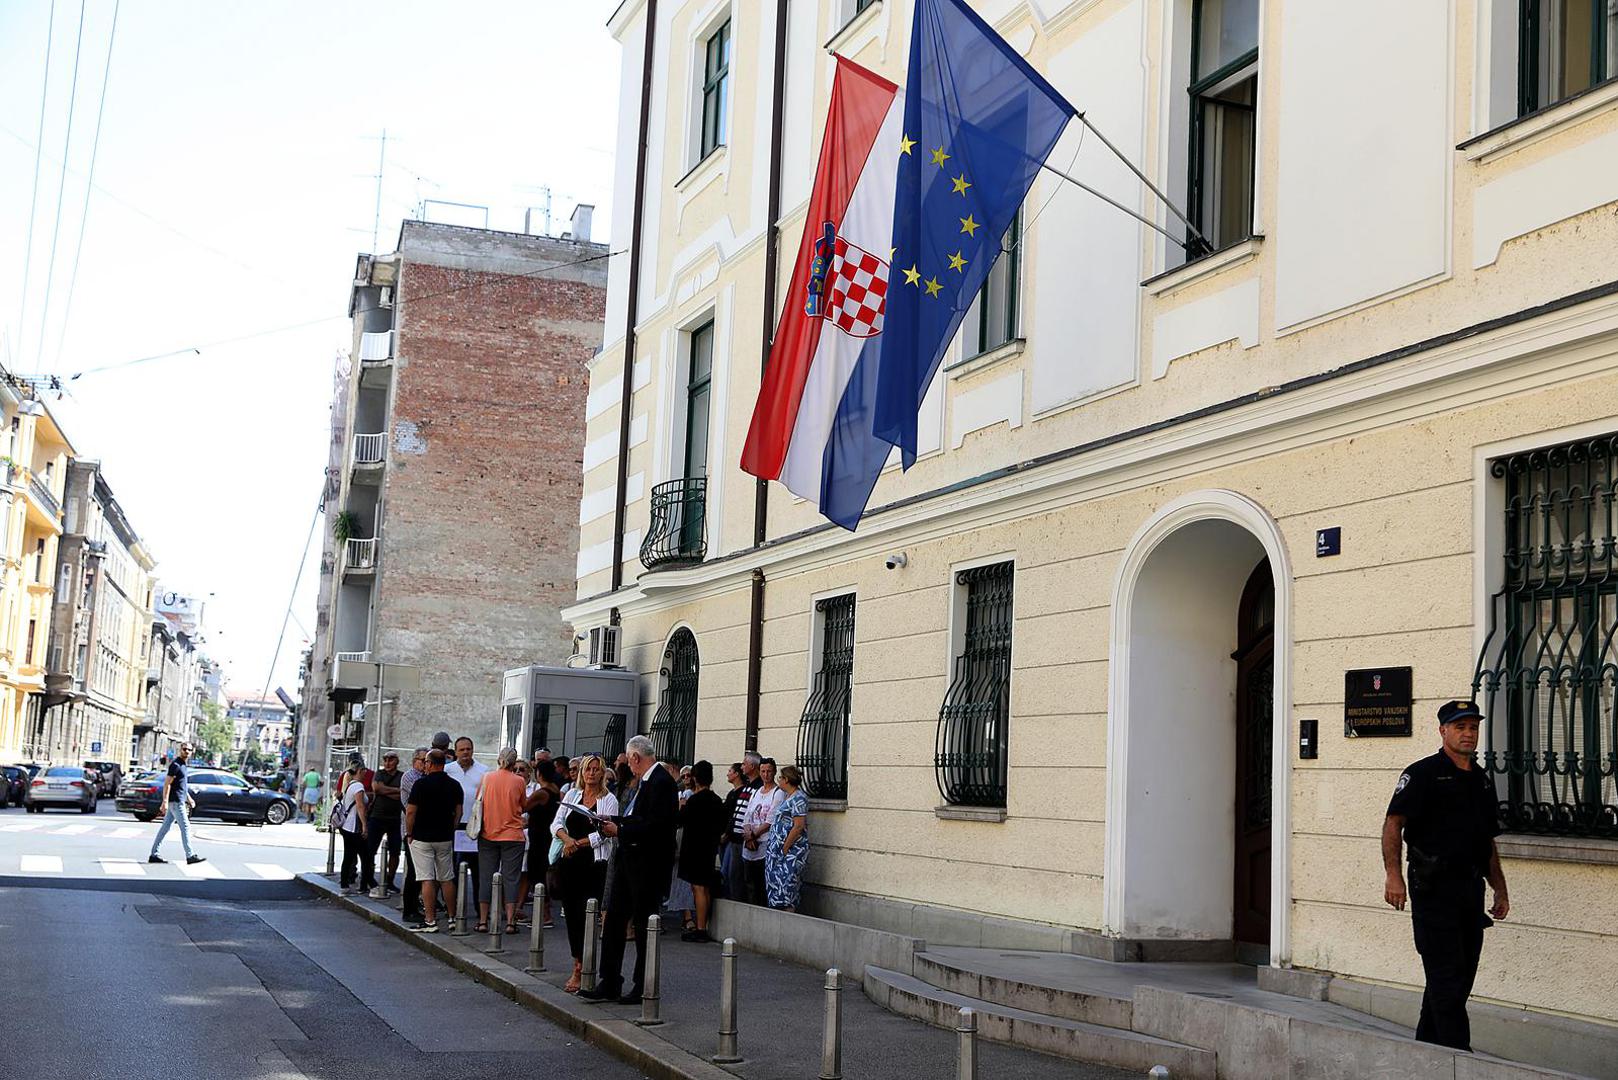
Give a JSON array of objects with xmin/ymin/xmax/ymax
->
[{"xmin": 465, "ymin": 781, "xmax": 484, "ymax": 841}]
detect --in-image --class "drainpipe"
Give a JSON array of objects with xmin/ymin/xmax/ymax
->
[
  {"xmin": 611, "ymin": 0, "xmax": 660, "ymax": 596},
  {"xmin": 743, "ymin": 0, "xmax": 790, "ymax": 753}
]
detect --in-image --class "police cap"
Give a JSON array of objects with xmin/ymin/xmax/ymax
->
[{"xmin": 1437, "ymin": 699, "xmax": 1482, "ymax": 725}]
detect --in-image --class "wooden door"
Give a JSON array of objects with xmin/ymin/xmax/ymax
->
[{"xmin": 1233, "ymin": 560, "xmax": 1274, "ymax": 951}]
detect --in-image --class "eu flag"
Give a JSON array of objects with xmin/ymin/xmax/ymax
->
[{"xmin": 874, "ymin": 0, "xmax": 1075, "ymax": 464}]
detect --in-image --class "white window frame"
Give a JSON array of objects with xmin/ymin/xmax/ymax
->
[{"xmin": 686, "ymin": 1, "xmax": 736, "ymax": 169}]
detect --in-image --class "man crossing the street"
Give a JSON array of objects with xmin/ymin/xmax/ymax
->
[
  {"xmin": 148, "ymin": 742, "xmax": 206, "ymax": 866},
  {"xmin": 1382, "ymin": 699, "xmax": 1509, "ymax": 1051}
]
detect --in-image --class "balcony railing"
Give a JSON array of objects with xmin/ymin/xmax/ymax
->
[
  {"xmin": 359, "ymin": 330, "xmax": 395, "ymax": 362},
  {"xmin": 345, "ymin": 537, "xmax": 377, "ymax": 570},
  {"xmin": 29, "ymin": 475, "xmax": 60, "ymax": 517},
  {"xmin": 353, "ymin": 432, "xmax": 386, "ymax": 464},
  {"xmin": 335, "ymin": 650, "xmax": 371, "ymax": 663},
  {"xmin": 640, "ymin": 477, "xmax": 707, "ymax": 571}
]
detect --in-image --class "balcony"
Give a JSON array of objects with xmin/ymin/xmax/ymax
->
[
  {"xmin": 344, "ymin": 537, "xmax": 377, "ymax": 575},
  {"xmin": 335, "ymin": 650, "xmax": 371, "ymax": 663},
  {"xmin": 359, "ymin": 330, "xmax": 395, "ymax": 362},
  {"xmin": 29, "ymin": 475, "xmax": 60, "ymax": 517},
  {"xmin": 353, "ymin": 432, "xmax": 386, "ymax": 466},
  {"xmin": 640, "ymin": 477, "xmax": 708, "ymax": 571}
]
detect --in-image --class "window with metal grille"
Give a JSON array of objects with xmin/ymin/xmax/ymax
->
[
  {"xmin": 1474, "ymin": 433, "xmax": 1618, "ymax": 838},
  {"xmin": 1519, "ymin": 0, "xmax": 1618, "ymax": 116},
  {"xmin": 649, "ymin": 628, "xmax": 699, "ymax": 766},
  {"xmin": 936, "ymin": 562, "xmax": 1014, "ymax": 807},
  {"xmin": 700, "ymin": 21, "xmax": 731, "ymax": 161},
  {"xmin": 798, "ymin": 594, "xmax": 856, "ymax": 800}
]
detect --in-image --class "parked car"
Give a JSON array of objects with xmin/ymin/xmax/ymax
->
[
  {"xmin": 116, "ymin": 768, "xmax": 296, "ymax": 825},
  {"xmin": 25, "ymin": 766, "xmax": 98, "ymax": 813},
  {"xmin": 82, "ymin": 760, "xmax": 123, "ymax": 797},
  {"xmin": 0, "ymin": 765, "xmax": 30, "ymax": 808}
]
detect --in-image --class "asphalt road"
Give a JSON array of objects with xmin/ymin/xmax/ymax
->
[{"xmin": 0, "ymin": 803, "xmax": 649, "ymax": 1080}]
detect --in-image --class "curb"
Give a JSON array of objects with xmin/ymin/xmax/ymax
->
[{"xmin": 295, "ymin": 873, "xmax": 737, "ymax": 1080}]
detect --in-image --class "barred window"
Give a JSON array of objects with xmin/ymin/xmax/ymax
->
[
  {"xmin": 1474, "ymin": 434, "xmax": 1618, "ymax": 838},
  {"xmin": 798, "ymin": 594, "xmax": 856, "ymax": 800},
  {"xmin": 649, "ymin": 628, "xmax": 699, "ymax": 767},
  {"xmin": 936, "ymin": 562, "xmax": 1014, "ymax": 807}
]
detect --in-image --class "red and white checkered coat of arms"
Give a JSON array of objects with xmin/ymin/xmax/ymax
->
[{"xmin": 804, "ymin": 222, "xmax": 888, "ymax": 339}]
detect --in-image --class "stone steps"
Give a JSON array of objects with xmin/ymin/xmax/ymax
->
[
  {"xmin": 863, "ymin": 965, "xmax": 1216, "ymax": 1078},
  {"xmin": 912, "ymin": 949, "xmax": 1136, "ymax": 1029}
]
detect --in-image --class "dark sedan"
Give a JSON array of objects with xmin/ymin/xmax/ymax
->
[
  {"xmin": 116, "ymin": 768, "xmax": 297, "ymax": 825},
  {"xmin": 0, "ymin": 765, "xmax": 30, "ymax": 808}
]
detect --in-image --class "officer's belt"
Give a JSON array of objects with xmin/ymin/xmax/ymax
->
[{"xmin": 1407, "ymin": 844, "xmax": 1482, "ymax": 886}]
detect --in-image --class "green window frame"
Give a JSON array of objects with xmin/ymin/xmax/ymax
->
[
  {"xmin": 700, "ymin": 20, "xmax": 731, "ymax": 161},
  {"xmin": 684, "ymin": 321, "xmax": 713, "ymax": 482},
  {"xmin": 1187, "ymin": 0, "xmax": 1259, "ymax": 257},
  {"xmin": 1518, "ymin": 0, "xmax": 1618, "ymax": 116}
]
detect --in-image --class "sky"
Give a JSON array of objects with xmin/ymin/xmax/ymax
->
[{"xmin": 0, "ymin": 1, "xmax": 622, "ymax": 699}]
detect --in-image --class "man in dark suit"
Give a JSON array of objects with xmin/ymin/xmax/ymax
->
[{"xmin": 580, "ymin": 734, "xmax": 679, "ymax": 1004}]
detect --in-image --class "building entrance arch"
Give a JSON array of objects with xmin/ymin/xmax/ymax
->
[{"xmin": 1103, "ymin": 490, "xmax": 1293, "ymax": 964}]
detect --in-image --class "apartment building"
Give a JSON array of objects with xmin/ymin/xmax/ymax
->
[
  {"xmin": 40, "ymin": 461, "xmax": 155, "ymax": 765},
  {"xmin": 227, "ymin": 693, "xmax": 291, "ymax": 762},
  {"xmin": 567, "ymin": 0, "xmax": 1618, "ymax": 1040},
  {"xmin": 0, "ymin": 381, "xmax": 72, "ymax": 760},
  {"xmin": 303, "ymin": 217, "xmax": 611, "ymax": 768}
]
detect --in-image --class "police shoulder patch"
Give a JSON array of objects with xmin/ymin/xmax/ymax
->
[{"xmin": 1394, "ymin": 773, "xmax": 1410, "ymax": 794}]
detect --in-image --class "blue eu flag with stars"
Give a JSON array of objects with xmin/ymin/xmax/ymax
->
[{"xmin": 874, "ymin": 0, "xmax": 1076, "ymax": 464}]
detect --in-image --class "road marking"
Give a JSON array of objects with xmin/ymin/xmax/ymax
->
[
  {"xmin": 100, "ymin": 859, "xmax": 146, "ymax": 877},
  {"xmin": 0, "ymin": 819, "xmax": 46, "ymax": 831},
  {"xmin": 53, "ymin": 823, "xmax": 94, "ymax": 835},
  {"xmin": 106, "ymin": 826, "xmax": 140, "ymax": 839},
  {"xmin": 244, "ymin": 863, "xmax": 293, "ymax": 880},
  {"xmin": 20, "ymin": 854, "xmax": 61, "ymax": 873},
  {"xmin": 178, "ymin": 860, "xmax": 223, "ymax": 879}
]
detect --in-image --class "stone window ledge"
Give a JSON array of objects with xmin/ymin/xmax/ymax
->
[
  {"xmin": 807, "ymin": 798, "xmax": 847, "ymax": 813},
  {"xmin": 935, "ymin": 804, "xmax": 1007, "ymax": 823},
  {"xmin": 825, "ymin": 0, "xmax": 882, "ymax": 54},
  {"xmin": 1496, "ymin": 834, "xmax": 1618, "ymax": 866},
  {"xmin": 1142, "ymin": 236, "xmax": 1264, "ymax": 299},
  {"xmin": 1460, "ymin": 78, "xmax": 1618, "ymax": 164}
]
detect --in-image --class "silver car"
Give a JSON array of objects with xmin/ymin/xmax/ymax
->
[{"xmin": 26, "ymin": 765, "xmax": 98, "ymax": 813}]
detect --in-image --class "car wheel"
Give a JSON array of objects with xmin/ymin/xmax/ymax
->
[
  {"xmin": 264, "ymin": 801, "xmax": 290, "ymax": 825},
  {"xmin": 135, "ymin": 813, "xmax": 155, "ymax": 822}
]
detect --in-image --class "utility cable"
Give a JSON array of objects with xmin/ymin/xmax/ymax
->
[
  {"xmin": 245, "ymin": 499, "xmax": 320, "ymax": 769},
  {"xmin": 57, "ymin": 245, "xmax": 624, "ymax": 380},
  {"xmin": 15, "ymin": 0, "xmax": 58, "ymax": 363},
  {"xmin": 33, "ymin": 0, "xmax": 90, "ymax": 369},
  {"xmin": 50, "ymin": 0, "xmax": 121, "ymax": 372}
]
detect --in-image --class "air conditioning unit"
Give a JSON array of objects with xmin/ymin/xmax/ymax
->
[{"xmin": 589, "ymin": 626, "xmax": 622, "ymax": 669}]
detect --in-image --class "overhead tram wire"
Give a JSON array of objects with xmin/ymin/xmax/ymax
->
[
  {"xmin": 50, "ymin": 0, "xmax": 121, "ymax": 372},
  {"xmin": 55, "ymin": 245, "xmax": 624, "ymax": 381},
  {"xmin": 15, "ymin": 0, "xmax": 59, "ymax": 363},
  {"xmin": 33, "ymin": 0, "xmax": 90, "ymax": 370},
  {"xmin": 248, "ymin": 499, "xmax": 321, "ymax": 768}
]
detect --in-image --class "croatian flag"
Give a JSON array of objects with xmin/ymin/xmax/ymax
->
[{"xmin": 742, "ymin": 0, "xmax": 1075, "ymax": 530}]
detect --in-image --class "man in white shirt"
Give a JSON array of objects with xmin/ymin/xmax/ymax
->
[
  {"xmin": 444, "ymin": 736, "xmax": 490, "ymax": 908},
  {"xmin": 739, "ymin": 757, "xmax": 782, "ymax": 906}
]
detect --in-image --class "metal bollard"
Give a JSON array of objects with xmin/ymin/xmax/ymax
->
[
  {"xmin": 819, "ymin": 968, "xmax": 843, "ymax": 1080},
  {"xmin": 581, "ymin": 898, "xmax": 599, "ymax": 993},
  {"xmin": 712, "ymin": 937, "xmax": 742, "ymax": 1063},
  {"xmin": 956, "ymin": 1007, "xmax": 978, "ymax": 1080},
  {"xmin": 636, "ymin": 914, "xmax": 663, "ymax": 1026},
  {"xmin": 488, "ymin": 872, "xmax": 505, "ymax": 953},
  {"xmin": 451, "ymin": 863, "xmax": 472, "ymax": 936},
  {"xmin": 325, "ymin": 819, "xmax": 336, "ymax": 874},
  {"xmin": 525, "ymin": 884, "xmax": 546, "ymax": 972},
  {"xmin": 1147, "ymin": 1068, "xmax": 1172, "ymax": 1080}
]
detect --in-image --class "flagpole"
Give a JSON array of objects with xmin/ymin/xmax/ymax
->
[
  {"xmin": 1072, "ymin": 112, "xmax": 1212, "ymax": 253},
  {"xmin": 1036, "ymin": 159, "xmax": 1188, "ymax": 249}
]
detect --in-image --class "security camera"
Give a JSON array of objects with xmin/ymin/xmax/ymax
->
[{"xmin": 884, "ymin": 552, "xmax": 908, "ymax": 570}]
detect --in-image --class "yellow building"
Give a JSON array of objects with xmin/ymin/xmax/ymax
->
[
  {"xmin": 567, "ymin": 0, "xmax": 1618, "ymax": 1067},
  {"xmin": 0, "ymin": 382, "xmax": 72, "ymax": 762}
]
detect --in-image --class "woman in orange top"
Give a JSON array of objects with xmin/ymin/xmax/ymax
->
[{"xmin": 476, "ymin": 747, "xmax": 536, "ymax": 934}]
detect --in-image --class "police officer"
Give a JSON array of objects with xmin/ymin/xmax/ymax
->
[{"xmin": 1381, "ymin": 699, "xmax": 1509, "ymax": 1051}]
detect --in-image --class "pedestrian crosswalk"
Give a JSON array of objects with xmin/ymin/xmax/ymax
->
[{"xmin": 7, "ymin": 852, "xmax": 302, "ymax": 879}]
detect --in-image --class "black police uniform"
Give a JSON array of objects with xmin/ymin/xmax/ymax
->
[{"xmin": 1386, "ymin": 730, "xmax": 1500, "ymax": 1051}]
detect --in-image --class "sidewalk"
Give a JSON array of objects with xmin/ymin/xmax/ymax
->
[{"xmin": 298, "ymin": 873, "xmax": 1136, "ymax": 1080}]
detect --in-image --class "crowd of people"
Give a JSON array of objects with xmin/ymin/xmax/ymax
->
[{"xmin": 326, "ymin": 735, "xmax": 814, "ymax": 1003}]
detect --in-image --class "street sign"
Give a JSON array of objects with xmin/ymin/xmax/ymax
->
[
  {"xmin": 90, "ymin": 741, "xmax": 102, "ymax": 754},
  {"xmin": 1344, "ymin": 667, "xmax": 1413, "ymax": 737}
]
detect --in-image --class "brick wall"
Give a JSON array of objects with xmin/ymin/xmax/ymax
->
[{"xmin": 377, "ymin": 250, "xmax": 607, "ymax": 748}]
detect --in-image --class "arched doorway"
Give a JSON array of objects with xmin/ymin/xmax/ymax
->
[
  {"xmin": 1104, "ymin": 491, "xmax": 1291, "ymax": 964},
  {"xmin": 650, "ymin": 628, "xmax": 699, "ymax": 766}
]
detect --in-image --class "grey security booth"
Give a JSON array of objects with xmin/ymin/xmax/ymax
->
[{"xmin": 499, "ymin": 664, "xmax": 637, "ymax": 762}]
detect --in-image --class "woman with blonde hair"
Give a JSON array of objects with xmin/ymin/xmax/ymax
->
[{"xmin": 553, "ymin": 752, "xmax": 619, "ymax": 993}]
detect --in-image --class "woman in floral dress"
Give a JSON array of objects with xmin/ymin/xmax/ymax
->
[{"xmin": 764, "ymin": 765, "xmax": 810, "ymax": 911}]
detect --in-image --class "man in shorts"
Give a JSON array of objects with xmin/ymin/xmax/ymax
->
[{"xmin": 405, "ymin": 749, "xmax": 463, "ymax": 931}]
